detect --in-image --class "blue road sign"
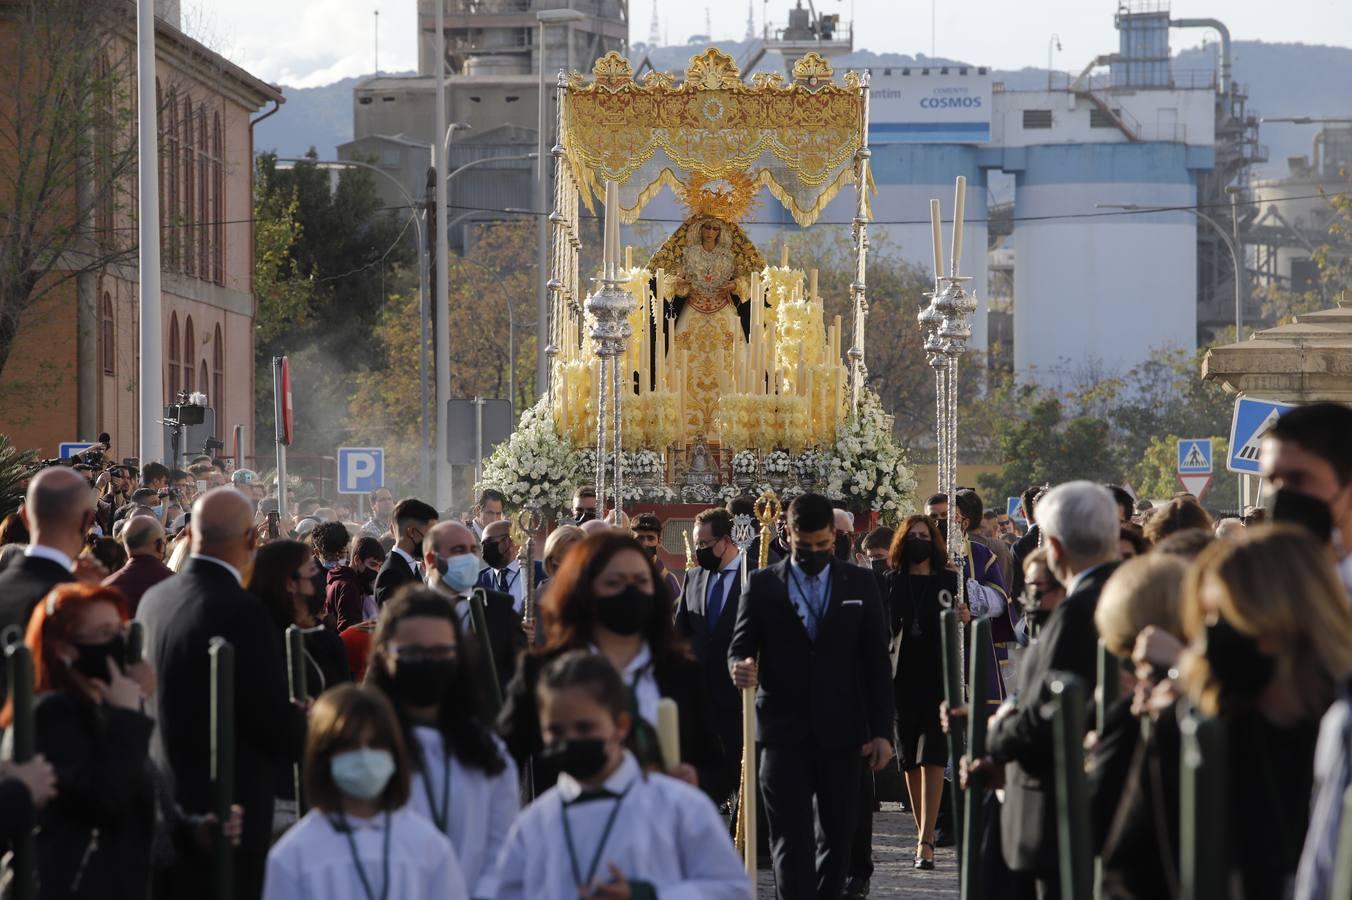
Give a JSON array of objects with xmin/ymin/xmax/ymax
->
[
  {"xmin": 1006, "ymin": 496, "xmax": 1026, "ymax": 524},
  {"xmin": 1227, "ymin": 397, "xmax": 1295, "ymax": 475},
  {"xmin": 58, "ymin": 442, "xmax": 96, "ymax": 459},
  {"xmin": 1177, "ymin": 439, "xmax": 1213, "ymax": 474},
  {"xmin": 337, "ymin": 447, "xmax": 384, "ymax": 495}
]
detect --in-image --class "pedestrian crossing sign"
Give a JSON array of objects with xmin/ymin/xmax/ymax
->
[
  {"xmin": 1227, "ymin": 397, "xmax": 1295, "ymax": 474},
  {"xmin": 1177, "ymin": 439, "xmax": 1213, "ymax": 474}
]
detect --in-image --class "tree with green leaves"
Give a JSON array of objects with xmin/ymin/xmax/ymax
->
[
  {"xmin": 0, "ymin": 433, "xmax": 37, "ymax": 520},
  {"xmin": 1129, "ymin": 434, "xmax": 1238, "ymax": 511}
]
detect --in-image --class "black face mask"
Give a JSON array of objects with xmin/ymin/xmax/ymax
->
[
  {"xmin": 574, "ymin": 510, "xmax": 596, "ymax": 525},
  {"xmin": 482, "ymin": 540, "xmax": 509, "ymax": 570},
  {"xmin": 594, "ymin": 585, "xmax": 656, "ymax": 636},
  {"xmin": 71, "ymin": 634, "xmax": 127, "ymax": 683},
  {"xmin": 1271, "ymin": 488, "xmax": 1334, "ymax": 544},
  {"xmin": 901, "ymin": 537, "xmax": 932, "ymax": 566},
  {"xmin": 870, "ymin": 558, "xmax": 890, "ymax": 576},
  {"xmin": 1204, "ymin": 616, "xmax": 1275, "ymax": 699},
  {"xmin": 793, "ymin": 547, "xmax": 832, "ymax": 577},
  {"xmin": 359, "ymin": 567, "xmax": 378, "ymax": 591},
  {"xmin": 834, "ymin": 533, "xmax": 853, "ymax": 562},
  {"xmin": 392, "ymin": 656, "xmax": 458, "ymax": 708},
  {"xmin": 696, "ymin": 543, "xmax": 722, "ymax": 573},
  {"xmin": 935, "ymin": 518, "xmax": 949, "ymax": 543},
  {"xmin": 539, "ymin": 738, "xmax": 610, "ymax": 780}
]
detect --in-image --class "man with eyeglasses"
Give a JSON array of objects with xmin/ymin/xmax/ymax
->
[{"xmin": 473, "ymin": 519, "xmax": 546, "ymax": 617}]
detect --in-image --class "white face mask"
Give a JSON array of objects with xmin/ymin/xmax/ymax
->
[{"xmin": 329, "ymin": 748, "xmax": 395, "ymax": 800}]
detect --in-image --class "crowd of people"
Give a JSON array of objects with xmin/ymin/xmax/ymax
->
[{"xmin": 0, "ymin": 401, "xmax": 1350, "ymax": 899}]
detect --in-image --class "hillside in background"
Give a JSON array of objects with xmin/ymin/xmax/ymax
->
[{"xmin": 254, "ymin": 41, "xmax": 1351, "ymax": 178}]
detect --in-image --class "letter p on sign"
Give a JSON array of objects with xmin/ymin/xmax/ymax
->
[{"xmin": 337, "ymin": 448, "xmax": 384, "ymax": 495}]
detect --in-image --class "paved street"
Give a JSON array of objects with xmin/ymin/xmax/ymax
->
[{"xmin": 756, "ymin": 803, "xmax": 960, "ymax": 898}]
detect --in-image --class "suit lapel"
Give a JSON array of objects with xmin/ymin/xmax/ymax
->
[
  {"xmin": 812, "ymin": 562, "xmax": 847, "ymax": 644},
  {"xmin": 769, "ymin": 560, "xmax": 813, "ymax": 643}
]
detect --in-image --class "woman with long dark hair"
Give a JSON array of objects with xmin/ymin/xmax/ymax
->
[
  {"xmin": 247, "ymin": 540, "xmax": 351, "ymax": 695},
  {"xmin": 886, "ymin": 514, "xmax": 957, "ymax": 870},
  {"xmin": 497, "ymin": 531, "xmax": 726, "ymax": 799},
  {"xmin": 364, "ymin": 586, "xmax": 517, "ymax": 899}
]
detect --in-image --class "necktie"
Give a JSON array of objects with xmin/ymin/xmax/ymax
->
[
  {"xmin": 707, "ymin": 570, "xmax": 728, "ymax": 624},
  {"xmin": 804, "ymin": 574, "xmax": 823, "ymax": 637},
  {"xmin": 497, "ymin": 568, "xmax": 511, "ymax": 593}
]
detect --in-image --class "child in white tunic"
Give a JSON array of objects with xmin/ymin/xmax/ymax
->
[
  {"xmin": 364, "ymin": 587, "xmax": 520, "ymax": 899},
  {"xmin": 493, "ymin": 651, "xmax": 751, "ymax": 900},
  {"xmin": 262, "ymin": 685, "xmax": 467, "ymax": 900}
]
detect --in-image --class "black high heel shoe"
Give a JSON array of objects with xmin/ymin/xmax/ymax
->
[{"xmin": 914, "ymin": 841, "xmax": 935, "ymax": 870}]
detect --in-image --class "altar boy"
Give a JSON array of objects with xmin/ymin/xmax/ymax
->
[{"xmin": 492, "ymin": 652, "xmax": 751, "ymax": 900}]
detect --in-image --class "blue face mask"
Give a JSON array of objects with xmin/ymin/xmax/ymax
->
[
  {"xmin": 150, "ymin": 504, "xmax": 164, "ymax": 518},
  {"xmin": 440, "ymin": 553, "xmax": 482, "ymax": 593},
  {"xmin": 320, "ymin": 559, "xmax": 340, "ymax": 570},
  {"xmin": 330, "ymin": 748, "xmax": 395, "ymax": 800}
]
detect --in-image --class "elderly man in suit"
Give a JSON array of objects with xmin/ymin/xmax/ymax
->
[
  {"xmin": 136, "ymin": 487, "xmax": 305, "ymax": 900},
  {"xmin": 374, "ymin": 497, "xmax": 438, "ymax": 607},
  {"xmin": 0, "ymin": 467, "xmax": 94, "ymax": 701},
  {"xmin": 103, "ymin": 515, "xmax": 173, "ymax": 615},
  {"xmin": 423, "ymin": 520, "xmax": 526, "ymax": 694},
  {"xmin": 730, "ymin": 492, "xmax": 895, "ymax": 900},
  {"xmin": 474, "ymin": 518, "xmax": 547, "ymax": 617},
  {"xmin": 675, "ymin": 507, "xmax": 744, "ymax": 802},
  {"xmin": 973, "ymin": 481, "xmax": 1121, "ymax": 900}
]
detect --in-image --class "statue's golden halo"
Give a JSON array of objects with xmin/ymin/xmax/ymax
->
[{"xmin": 678, "ymin": 170, "xmax": 761, "ymax": 225}]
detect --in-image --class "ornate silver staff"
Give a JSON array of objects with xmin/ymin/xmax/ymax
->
[
  {"xmin": 731, "ymin": 513, "xmax": 756, "ymax": 594},
  {"xmin": 515, "ymin": 506, "xmax": 544, "ymax": 645},
  {"xmin": 585, "ymin": 180, "xmax": 637, "ymax": 519}
]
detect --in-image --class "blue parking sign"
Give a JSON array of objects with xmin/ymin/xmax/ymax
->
[
  {"xmin": 1227, "ymin": 398, "xmax": 1295, "ymax": 475},
  {"xmin": 58, "ymin": 442, "xmax": 96, "ymax": 459},
  {"xmin": 337, "ymin": 447, "xmax": 384, "ymax": 495}
]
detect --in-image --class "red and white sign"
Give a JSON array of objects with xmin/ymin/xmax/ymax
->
[
  {"xmin": 1176, "ymin": 473, "xmax": 1212, "ymax": 499},
  {"xmin": 276, "ymin": 356, "xmax": 294, "ymax": 446}
]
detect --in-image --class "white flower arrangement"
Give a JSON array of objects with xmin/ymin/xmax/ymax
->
[
  {"xmin": 731, "ymin": 449, "xmax": 759, "ymax": 480},
  {"xmin": 793, "ymin": 448, "xmax": 826, "ymax": 486},
  {"xmin": 820, "ymin": 388, "xmax": 918, "ymax": 526},
  {"xmin": 763, "ymin": 450, "xmax": 793, "ymax": 478},
  {"xmin": 628, "ymin": 449, "xmax": 664, "ymax": 479},
  {"xmin": 478, "ymin": 398, "xmax": 589, "ymax": 512}
]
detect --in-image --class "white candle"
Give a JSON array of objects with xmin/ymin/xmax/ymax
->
[
  {"xmin": 950, "ymin": 176, "xmax": 966, "ymax": 278},
  {"xmin": 930, "ymin": 198, "xmax": 945, "ymax": 283},
  {"xmin": 780, "ymin": 243, "xmax": 789, "ymax": 268},
  {"xmin": 625, "ymin": 245, "xmax": 633, "ymax": 271},
  {"xmin": 809, "ymin": 268, "xmax": 819, "ymax": 304}
]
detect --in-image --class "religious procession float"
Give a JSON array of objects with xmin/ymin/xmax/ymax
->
[{"xmin": 480, "ymin": 48, "xmax": 921, "ymax": 526}]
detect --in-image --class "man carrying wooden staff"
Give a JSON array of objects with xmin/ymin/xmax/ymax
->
[{"xmin": 729, "ymin": 493, "xmax": 895, "ymax": 900}]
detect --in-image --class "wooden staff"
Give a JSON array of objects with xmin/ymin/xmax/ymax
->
[
  {"xmin": 469, "ymin": 589, "xmax": 504, "ymax": 714},
  {"xmin": 939, "ymin": 606, "xmax": 966, "ymax": 857},
  {"xmin": 209, "ymin": 637, "xmax": 236, "ymax": 900},
  {"xmin": 1050, "ymin": 675, "xmax": 1092, "ymax": 900},
  {"xmin": 961, "ymin": 619, "xmax": 992, "ymax": 900},
  {"xmin": 1179, "ymin": 712, "xmax": 1228, "ymax": 900},
  {"xmin": 4, "ymin": 633, "xmax": 37, "ymax": 900}
]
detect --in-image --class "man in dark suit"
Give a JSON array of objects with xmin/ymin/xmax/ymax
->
[
  {"xmin": 730, "ymin": 493, "xmax": 895, "ymax": 900},
  {"xmin": 474, "ymin": 518, "xmax": 548, "ymax": 617},
  {"xmin": 423, "ymin": 520, "xmax": 526, "ymax": 694},
  {"xmin": 136, "ymin": 488, "xmax": 305, "ymax": 900},
  {"xmin": 102, "ymin": 515, "xmax": 173, "ymax": 615},
  {"xmin": 979, "ymin": 481, "xmax": 1121, "ymax": 900},
  {"xmin": 0, "ymin": 467, "xmax": 92, "ymax": 702},
  {"xmin": 676, "ymin": 507, "xmax": 744, "ymax": 801},
  {"xmin": 374, "ymin": 497, "xmax": 438, "ymax": 607}
]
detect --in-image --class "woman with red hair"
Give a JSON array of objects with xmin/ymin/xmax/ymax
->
[
  {"xmin": 1, "ymin": 582, "xmax": 158, "ymax": 899},
  {"xmin": 496, "ymin": 531, "xmax": 727, "ymax": 801}
]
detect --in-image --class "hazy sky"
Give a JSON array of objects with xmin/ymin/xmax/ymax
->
[{"xmin": 186, "ymin": 0, "xmax": 1352, "ymax": 89}]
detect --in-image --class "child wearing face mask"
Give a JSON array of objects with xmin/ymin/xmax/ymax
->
[
  {"xmin": 493, "ymin": 652, "xmax": 751, "ymax": 900},
  {"xmin": 365, "ymin": 588, "xmax": 519, "ymax": 898},
  {"xmin": 262, "ymin": 685, "xmax": 467, "ymax": 900}
]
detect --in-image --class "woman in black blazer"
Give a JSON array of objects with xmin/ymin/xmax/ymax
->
[
  {"xmin": 497, "ymin": 531, "xmax": 727, "ymax": 800},
  {"xmin": 0, "ymin": 583, "xmax": 157, "ymax": 900}
]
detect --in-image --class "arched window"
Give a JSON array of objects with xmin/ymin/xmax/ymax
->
[
  {"xmin": 183, "ymin": 316, "xmax": 195, "ymax": 392},
  {"xmin": 198, "ymin": 113, "xmax": 210, "ymax": 277},
  {"xmin": 165, "ymin": 89, "xmax": 179, "ymax": 268},
  {"xmin": 100, "ymin": 293, "xmax": 115, "ymax": 376},
  {"xmin": 212, "ymin": 113, "xmax": 224, "ymax": 284},
  {"xmin": 200, "ymin": 362, "xmax": 209, "ymax": 402},
  {"xmin": 212, "ymin": 325, "xmax": 224, "ymax": 434},
  {"xmin": 167, "ymin": 312, "xmax": 180, "ymax": 401},
  {"xmin": 182, "ymin": 96, "xmax": 195, "ymax": 276}
]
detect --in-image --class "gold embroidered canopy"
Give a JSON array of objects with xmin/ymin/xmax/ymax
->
[{"xmin": 562, "ymin": 49, "xmax": 871, "ymax": 228}]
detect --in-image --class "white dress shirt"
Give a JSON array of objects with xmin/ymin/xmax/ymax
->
[
  {"xmin": 589, "ymin": 642, "xmax": 661, "ymax": 728},
  {"xmin": 261, "ymin": 806, "xmax": 466, "ymax": 900},
  {"xmin": 492, "ymin": 751, "xmax": 752, "ymax": 900},
  {"xmin": 480, "ymin": 559, "xmax": 526, "ymax": 614},
  {"xmin": 23, "ymin": 544, "xmax": 73, "ymax": 572},
  {"xmin": 408, "ymin": 726, "xmax": 519, "ymax": 899},
  {"xmin": 392, "ymin": 546, "xmax": 420, "ymax": 576},
  {"xmin": 188, "ymin": 553, "xmax": 242, "ymax": 585}
]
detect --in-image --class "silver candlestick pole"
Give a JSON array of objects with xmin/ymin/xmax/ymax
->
[
  {"xmin": 731, "ymin": 514, "xmax": 756, "ymax": 595},
  {"xmin": 919, "ymin": 178, "xmax": 977, "ymax": 612},
  {"xmin": 585, "ymin": 180, "xmax": 636, "ymax": 519}
]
